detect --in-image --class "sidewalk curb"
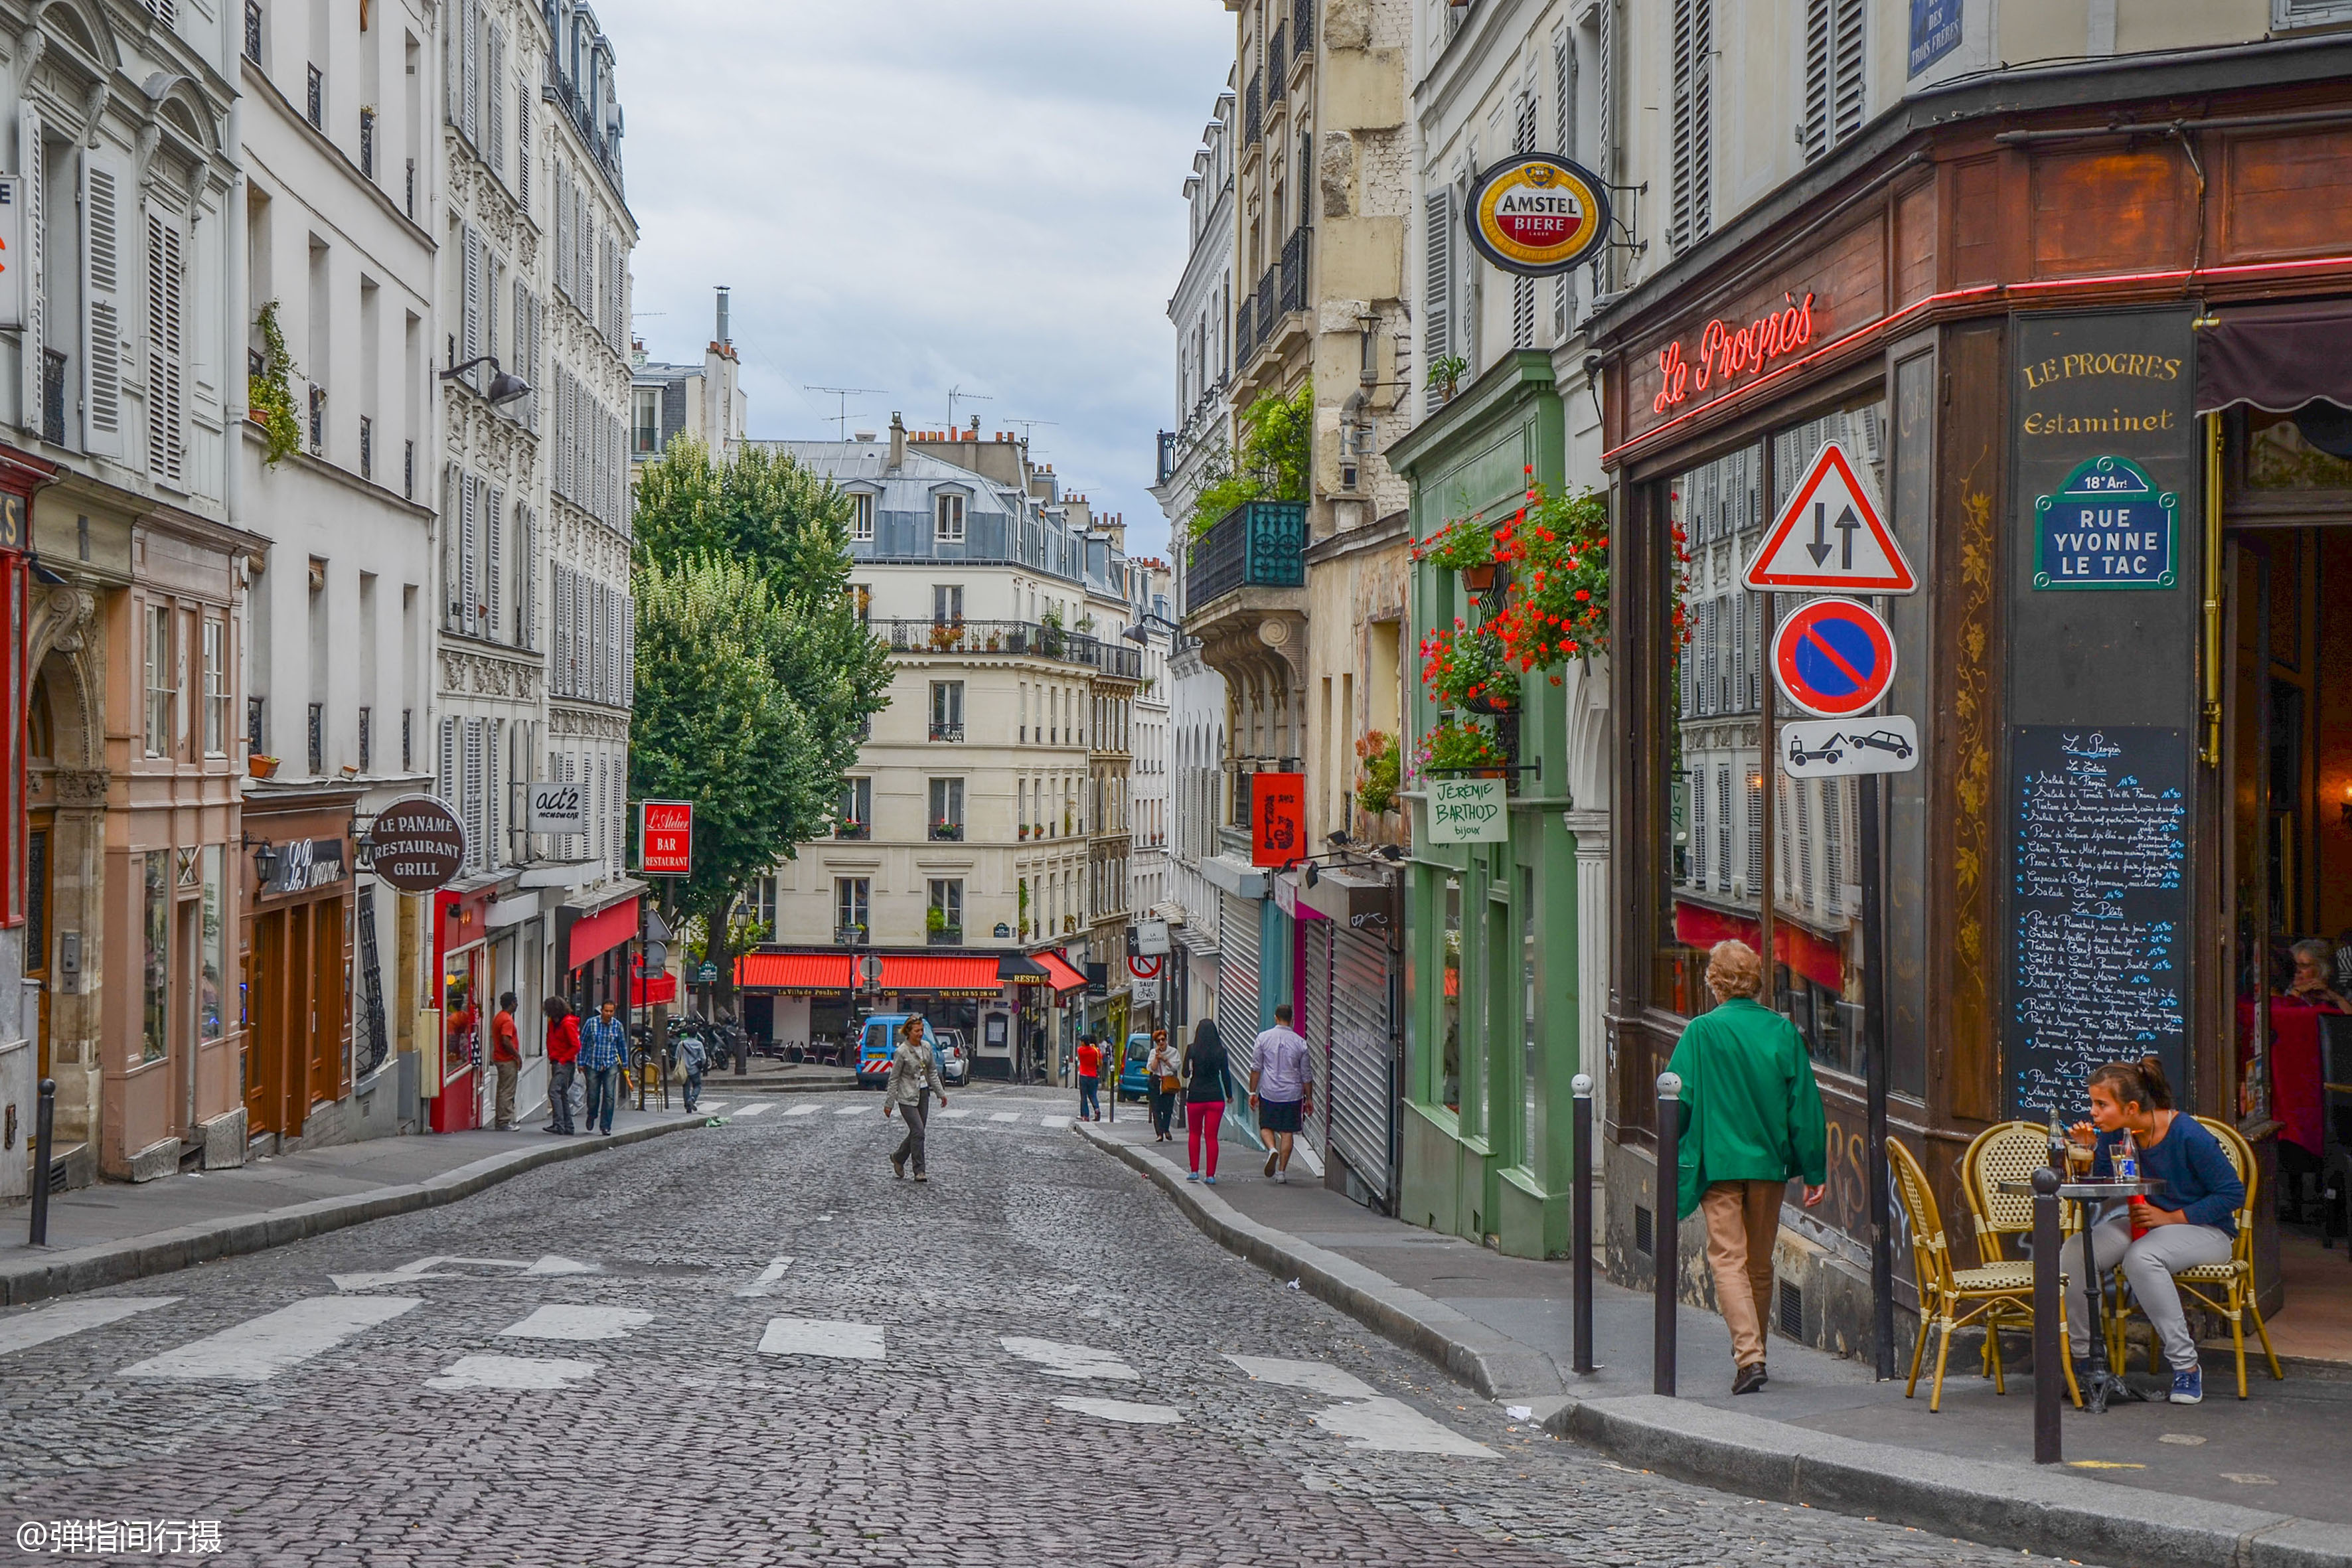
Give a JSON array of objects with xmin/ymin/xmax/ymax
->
[
  {"xmin": 0, "ymin": 1115, "xmax": 705, "ymax": 1309},
  {"xmin": 1075, "ymin": 1122, "xmax": 2352, "ymax": 1568},
  {"xmin": 1074, "ymin": 1121, "xmax": 1564, "ymax": 1401}
]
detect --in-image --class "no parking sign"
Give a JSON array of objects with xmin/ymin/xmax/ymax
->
[{"xmin": 1771, "ymin": 597, "xmax": 1895, "ymax": 719}]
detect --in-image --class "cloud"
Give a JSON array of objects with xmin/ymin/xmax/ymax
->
[{"xmin": 600, "ymin": 0, "xmax": 1234, "ymax": 565}]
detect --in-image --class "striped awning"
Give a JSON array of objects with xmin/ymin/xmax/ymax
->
[{"xmin": 736, "ymin": 953, "xmax": 855, "ymax": 994}]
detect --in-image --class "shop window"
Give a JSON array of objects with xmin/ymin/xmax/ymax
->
[
  {"xmin": 200, "ymin": 847, "xmax": 225, "ymax": 1042},
  {"xmin": 2244, "ymin": 406, "xmax": 2352, "ymax": 492},
  {"xmin": 142, "ymin": 852, "xmax": 169, "ymax": 1063},
  {"xmin": 145, "ymin": 603, "xmax": 175, "ymax": 757},
  {"xmin": 1521, "ymin": 867, "xmax": 1539, "ymax": 1168},
  {"xmin": 1441, "ymin": 874, "xmax": 1462, "ymax": 1113}
]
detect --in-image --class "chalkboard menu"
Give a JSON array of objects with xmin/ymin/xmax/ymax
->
[{"xmin": 2007, "ymin": 725, "xmax": 2187, "ymax": 1117}]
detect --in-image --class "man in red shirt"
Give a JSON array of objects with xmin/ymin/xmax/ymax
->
[
  {"xmin": 542, "ymin": 997, "xmax": 582, "ymax": 1135},
  {"xmin": 490, "ymin": 992, "xmax": 524, "ymax": 1129},
  {"xmin": 1075, "ymin": 1034, "xmax": 1103, "ymax": 1122}
]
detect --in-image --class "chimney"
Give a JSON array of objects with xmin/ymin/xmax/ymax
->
[
  {"xmin": 888, "ymin": 412, "xmax": 907, "ymax": 471},
  {"xmin": 715, "ymin": 285, "xmax": 732, "ymax": 348}
]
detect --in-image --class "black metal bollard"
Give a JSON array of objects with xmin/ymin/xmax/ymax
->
[
  {"xmin": 2031, "ymin": 1166, "xmax": 2063, "ymax": 1464},
  {"xmin": 1572, "ymin": 1071, "xmax": 1596, "ymax": 1374},
  {"xmin": 29, "ymin": 1078, "xmax": 56, "ymax": 1247},
  {"xmin": 1655, "ymin": 1070, "xmax": 1682, "ymax": 1397}
]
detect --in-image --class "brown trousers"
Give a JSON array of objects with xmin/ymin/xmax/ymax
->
[
  {"xmin": 1700, "ymin": 1179, "xmax": 1783, "ymax": 1368},
  {"xmin": 493, "ymin": 1060, "xmax": 519, "ymax": 1128}
]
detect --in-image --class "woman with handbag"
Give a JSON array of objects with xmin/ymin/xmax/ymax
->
[
  {"xmin": 1182, "ymin": 1019, "xmax": 1231, "ymax": 1184},
  {"xmin": 1145, "ymin": 1028, "xmax": 1180, "ymax": 1142}
]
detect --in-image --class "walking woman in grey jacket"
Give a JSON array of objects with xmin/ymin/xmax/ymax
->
[{"xmin": 883, "ymin": 1016, "xmax": 948, "ymax": 1182}]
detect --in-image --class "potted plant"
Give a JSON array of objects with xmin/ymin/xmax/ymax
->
[
  {"xmin": 248, "ymin": 303, "xmax": 303, "ymax": 468},
  {"xmin": 1421, "ymin": 624, "xmax": 1516, "ymax": 714},
  {"xmin": 1427, "ymin": 354, "xmax": 1469, "ymax": 404},
  {"xmin": 1481, "ymin": 473, "xmax": 1624, "ymax": 683},
  {"xmin": 248, "ymin": 753, "xmax": 281, "ymax": 780},
  {"xmin": 928, "ymin": 621, "xmax": 964, "ymax": 651},
  {"xmin": 1413, "ymin": 718, "xmax": 1512, "ymax": 779},
  {"xmin": 1414, "ymin": 516, "xmax": 1500, "ymax": 591},
  {"xmin": 1354, "ymin": 730, "xmax": 1402, "ymax": 815},
  {"xmin": 930, "ymin": 819, "xmax": 963, "ymax": 842}
]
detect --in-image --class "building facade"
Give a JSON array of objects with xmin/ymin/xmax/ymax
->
[
  {"xmin": 1127, "ymin": 554, "xmax": 1174, "ymax": 994},
  {"xmin": 630, "ymin": 285, "xmax": 745, "ymax": 471},
  {"xmin": 1593, "ymin": 0, "xmax": 2352, "ymax": 1356}
]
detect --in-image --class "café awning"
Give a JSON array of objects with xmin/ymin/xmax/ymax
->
[
  {"xmin": 874, "ymin": 955, "xmax": 1002, "ymax": 996},
  {"xmin": 2196, "ymin": 301, "xmax": 2352, "ymax": 417},
  {"xmin": 736, "ymin": 952, "xmax": 854, "ymax": 994},
  {"xmin": 1037, "ymin": 949, "xmax": 1089, "ymax": 993},
  {"xmin": 997, "ymin": 954, "xmax": 1052, "ymax": 986}
]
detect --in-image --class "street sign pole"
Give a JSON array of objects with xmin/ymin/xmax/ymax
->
[{"xmin": 1860, "ymin": 771, "xmax": 1895, "ymax": 1380}]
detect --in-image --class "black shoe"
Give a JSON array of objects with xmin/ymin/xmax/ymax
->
[{"xmin": 1732, "ymin": 1363, "xmax": 1767, "ymax": 1395}]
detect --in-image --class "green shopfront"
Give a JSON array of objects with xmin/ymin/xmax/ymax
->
[{"xmin": 1389, "ymin": 350, "xmax": 1603, "ymax": 1257}]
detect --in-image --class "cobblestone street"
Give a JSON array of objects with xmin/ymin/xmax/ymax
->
[{"xmin": 0, "ymin": 1089, "xmax": 2082, "ymax": 1567}]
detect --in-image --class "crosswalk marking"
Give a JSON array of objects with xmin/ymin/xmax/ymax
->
[
  {"xmin": 732, "ymin": 1103, "xmax": 774, "ymax": 1119},
  {"xmin": 1038, "ymin": 1115, "xmax": 1071, "ymax": 1130},
  {"xmin": 497, "ymin": 1305, "xmax": 653, "ymax": 1342},
  {"xmin": 1054, "ymin": 1396, "xmax": 1180, "ymax": 1425},
  {"xmin": 758, "ymin": 1318, "xmax": 883, "ymax": 1360},
  {"xmin": 1001, "ymin": 1336, "xmax": 1137, "ymax": 1381},
  {"xmin": 785, "ymin": 1103, "xmax": 821, "ymax": 1117},
  {"xmin": 426, "ymin": 1354, "xmax": 599, "ymax": 1391},
  {"xmin": 988, "ymin": 1112, "xmax": 1021, "ymax": 1123},
  {"xmin": 735, "ymin": 1257, "xmax": 793, "ymax": 1298},
  {"xmin": 1225, "ymin": 1355, "xmax": 1378, "ymax": 1399},
  {"xmin": 696, "ymin": 1103, "xmax": 726, "ymax": 1115},
  {"xmin": 1311, "ymin": 1397, "xmax": 1494, "ymax": 1456},
  {"xmin": 119, "ymin": 1296, "xmax": 422, "ymax": 1383},
  {"xmin": 834, "ymin": 1104, "xmax": 870, "ymax": 1117},
  {"xmin": 0, "ymin": 1297, "xmax": 177, "ymax": 1359},
  {"xmin": 939, "ymin": 1107, "xmax": 973, "ymax": 1119}
]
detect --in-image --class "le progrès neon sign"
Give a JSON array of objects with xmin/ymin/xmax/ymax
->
[{"xmin": 1652, "ymin": 291, "xmax": 1818, "ymax": 415}]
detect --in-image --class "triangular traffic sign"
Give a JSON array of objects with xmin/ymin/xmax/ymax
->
[{"xmin": 1742, "ymin": 441, "xmax": 1917, "ymax": 595}]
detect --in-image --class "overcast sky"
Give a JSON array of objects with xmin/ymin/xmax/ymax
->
[{"xmin": 599, "ymin": 0, "xmax": 1234, "ymax": 567}]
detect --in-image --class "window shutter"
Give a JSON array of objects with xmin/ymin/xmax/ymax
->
[
  {"xmin": 459, "ymin": 471, "xmax": 479, "ymax": 637},
  {"xmin": 15, "ymin": 107, "xmax": 40, "ymax": 439},
  {"xmin": 524, "ymin": 507, "xmax": 540, "ymax": 651},
  {"xmin": 517, "ymin": 92, "xmax": 531, "ymax": 208},
  {"xmin": 437, "ymin": 717, "xmax": 458, "ymax": 811},
  {"xmin": 554, "ymin": 564, "xmax": 571, "ymax": 696},
  {"xmin": 461, "ymin": 0, "xmax": 481, "ymax": 147},
  {"xmin": 1670, "ymin": 0, "xmax": 1713, "ymax": 252},
  {"xmin": 1422, "ymin": 191, "xmax": 1450, "ymax": 414},
  {"xmin": 485, "ymin": 23, "xmax": 505, "ymax": 178},
  {"xmin": 484, "ymin": 485, "xmax": 504, "ymax": 641},
  {"xmin": 461, "ymin": 224, "xmax": 481, "ymax": 384},
  {"xmin": 485, "ymin": 718, "xmax": 502, "ymax": 868},
  {"xmin": 554, "ymin": 166, "xmax": 571, "ymax": 299},
  {"xmin": 1832, "ymin": 0, "xmax": 1866, "ymax": 147},
  {"xmin": 623, "ymin": 594, "xmax": 633, "ymax": 696},
  {"xmin": 145, "ymin": 211, "xmax": 185, "ymax": 483},
  {"xmin": 1553, "ymin": 27, "xmax": 1577, "ymax": 337},
  {"xmin": 81, "ymin": 151, "xmax": 124, "ymax": 456},
  {"xmin": 463, "ymin": 717, "xmax": 486, "ymax": 871},
  {"xmin": 1803, "ymin": 0, "xmax": 1832, "ymax": 162}
]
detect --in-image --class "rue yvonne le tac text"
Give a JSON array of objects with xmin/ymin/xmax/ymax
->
[{"xmin": 2046, "ymin": 507, "xmax": 2163, "ymax": 580}]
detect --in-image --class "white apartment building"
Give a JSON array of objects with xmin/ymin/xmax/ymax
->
[
  {"xmin": 238, "ymin": 0, "xmax": 442, "ymax": 1149},
  {"xmin": 739, "ymin": 421, "xmax": 1140, "ymax": 1080},
  {"xmin": 1126, "ymin": 556, "xmax": 1172, "ymax": 933},
  {"xmin": 1150, "ymin": 77, "xmax": 1240, "ymax": 1037},
  {"xmin": 426, "ymin": 0, "xmax": 639, "ymax": 1132}
]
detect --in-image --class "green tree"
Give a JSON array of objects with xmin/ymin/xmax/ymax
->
[
  {"xmin": 629, "ymin": 556, "xmax": 825, "ymax": 1005},
  {"xmin": 1188, "ymin": 380, "xmax": 1312, "ymax": 539}
]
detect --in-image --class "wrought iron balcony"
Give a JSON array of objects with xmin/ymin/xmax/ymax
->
[
  {"xmin": 873, "ymin": 618, "xmax": 1092, "ymax": 664},
  {"xmin": 928, "ymin": 722, "xmax": 966, "ymax": 743},
  {"xmin": 927, "ymin": 926, "xmax": 963, "ymax": 947},
  {"xmin": 1233, "ymin": 299, "xmax": 1253, "ymax": 364},
  {"xmin": 1185, "ymin": 500, "xmax": 1307, "ymax": 610},
  {"xmin": 1255, "ymin": 267, "xmax": 1277, "ymax": 351},
  {"xmin": 834, "ymin": 821, "xmax": 871, "ymax": 842},
  {"xmin": 1267, "ymin": 28, "xmax": 1286, "ymax": 101},
  {"xmin": 1245, "ymin": 70, "xmax": 1262, "ymax": 145},
  {"xmin": 929, "ymin": 823, "xmax": 965, "ymax": 842},
  {"xmin": 40, "ymin": 349, "xmax": 65, "ymax": 447},
  {"xmin": 1281, "ymin": 226, "xmax": 1310, "ymax": 317},
  {"xmin": 1294, "ymin": 0, "xmax": 1314, "ymax": 52}
]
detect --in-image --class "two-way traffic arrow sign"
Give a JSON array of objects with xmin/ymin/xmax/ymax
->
[{"xmin": 1742, "ymin": 441, "xmax": 1918, "ymax": 595}]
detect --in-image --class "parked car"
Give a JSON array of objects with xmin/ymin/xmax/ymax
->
[
  {"xmin": 854, "ymin": 1014, "xmax": 939, "ymax": 1089},
  {"xmin": 935, "ymin": 1028, "xmax": 971, "ymax": 1086},
  {"xmin": 1117, "ymin": 1031, "xmax": 1157, "ymax": 1101}
]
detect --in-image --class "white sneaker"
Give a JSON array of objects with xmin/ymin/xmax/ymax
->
[{"xmin": 1274, "ymin": 1170, "xmax": 1288, "ymax": 1184}]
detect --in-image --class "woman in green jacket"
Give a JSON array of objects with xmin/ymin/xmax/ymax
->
[{"xmin": 1665, "ymin": 939, "xmax": 1829, "ymax": 1395}]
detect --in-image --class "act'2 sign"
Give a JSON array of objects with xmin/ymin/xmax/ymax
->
[
  {"xmin": 527, "ymin": 781, "xmax": 585, "ymax": 834},
  {"xmin": 640, "ymin": 801, "xmax": 693, "ymax": 877}
]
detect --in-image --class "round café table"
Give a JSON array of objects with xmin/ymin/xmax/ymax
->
[{"xmin": 1999, "ymin": 1176, "xmax": 2163, "ymax": 1413}]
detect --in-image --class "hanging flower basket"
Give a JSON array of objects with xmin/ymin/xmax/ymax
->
[{"xmin": 1460, "ymin": 562, "xmax": 1496, "ymax": 593}]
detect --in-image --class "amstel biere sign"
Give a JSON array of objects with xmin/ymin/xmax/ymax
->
[{"xmin": 1463, "ymin": 155, "xmax": 1611, "ymax": 277}]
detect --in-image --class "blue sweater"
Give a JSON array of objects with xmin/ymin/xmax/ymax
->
[{"xmin": 2093, "ymin": 1115, "xmax": 2243, "ymax": 1235}]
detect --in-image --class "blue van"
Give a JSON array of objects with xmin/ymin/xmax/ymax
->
[
  {"xmin": 1117, "ymin": 1031, "xmax": 1158, "ymax": 1101},
  {"xmin": 856, "ymin": 1014, "xmax": 939, "ymax": 1089}
]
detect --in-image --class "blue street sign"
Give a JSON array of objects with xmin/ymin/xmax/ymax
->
[{"xmin": 2033, "ymin": 456, "xmax": 2178, "ymax": 591}]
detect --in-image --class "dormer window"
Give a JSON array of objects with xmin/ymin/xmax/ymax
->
[
  {"xmin": 848, "ymin": 491, "xmax": 875, "ymax": 541},
  {"xmin": 935, "ymin": 492, "xmax": 967, "ymax": 544}
]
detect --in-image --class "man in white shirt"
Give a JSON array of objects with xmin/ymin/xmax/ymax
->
[{"xmin": 1250, "ymin": 1002, "xmax": 1314, "ymax": 1184}]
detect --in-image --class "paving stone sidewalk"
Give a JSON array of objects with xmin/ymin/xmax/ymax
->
[{"xmin": 1083, "ymin": 1110, "xmax": 2352, "ymax": 1565}]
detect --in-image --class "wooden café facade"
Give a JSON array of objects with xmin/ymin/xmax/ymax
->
[{"xmin": 1593, "ymin": 40, "xmax": 2352, "ymax": 1363}]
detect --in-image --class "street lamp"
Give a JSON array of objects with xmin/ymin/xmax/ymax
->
[
  {"xmin": 439, "ymin": 355, "xmax": 531, "ymax": 407},
  {"xmin": 1120, "ymin": 612, "xmax": 1186, "ymax": 645}
]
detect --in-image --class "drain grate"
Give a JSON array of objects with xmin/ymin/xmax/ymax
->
[
  {"xmin": 1777, "ymin": 1278, "xmax": 1803, "ymax": 1340},
  {"xmin": 1634, "ymin": 1204, "xmax": 1654, "ymax": 1255}
]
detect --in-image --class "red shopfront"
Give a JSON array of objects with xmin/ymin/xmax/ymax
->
[
  {"xmin": 429, "ymin": 876, "xmax": 508, "ymax": 1134},
  {"xmin": 558, "ymin": 885, "xmax": 643, "ymax": 1017}
]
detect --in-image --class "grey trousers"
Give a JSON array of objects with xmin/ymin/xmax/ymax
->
[
  {"xmin": 892, "ymin": 1089, "xmax": 931, "ymax": 1175},
  {"xmin": 2061, "ymin": 1208, "xmax": 2233, "ymax": 1371}
]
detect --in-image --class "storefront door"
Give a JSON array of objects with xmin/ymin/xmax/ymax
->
[{"xmin": 245, "ymin": 909, "xmax": 285, "ymax": 1138}]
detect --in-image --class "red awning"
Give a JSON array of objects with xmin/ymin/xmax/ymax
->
[
  {"xmin": 737, "ymin": 953, "xmax": 855, "ymax": 993},
  {"xmin": 1671, "ymin": 901, "xmax": 1846, "ymax": 994},
  {"xmin": 1037, "ymin": 949, "xmax": 1088, "ymax": 993},
  {"xmin": 875, "ymin": 955, "xmax": 1003, "ymax": 996},
  {"xmin": 632, "ymin": 972, "xmax": 678, "ymax": 1006},
  {"xmin": 566, "ymin": 896, "xmax": 641, "ymax": 971}
]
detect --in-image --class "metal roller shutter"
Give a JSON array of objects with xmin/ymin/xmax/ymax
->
[
  {"xmin": 1328, "ymin": 921, "xmax": 1395, "ymax": 1202},
  {"xmin": 1304, "ymin": 919, "xmax": 1334, "ymax": 1158},
  {"xmin": 1217, "ymin": 890, "xmax": 1261, "ymax": 1086}
]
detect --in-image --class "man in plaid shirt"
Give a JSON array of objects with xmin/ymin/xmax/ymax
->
[{"xmin": 580, "ymin": 1000, "xmax": 629, "ymax": 1135}]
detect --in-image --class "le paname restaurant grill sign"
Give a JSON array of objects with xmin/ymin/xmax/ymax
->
[
  {"xmin": 370, "ymin": 795, "xmax": 467, "ymax": 894},
  {"xmin": 1464, "ymin": 156, "xmax": 1612, "ymax": 276}
]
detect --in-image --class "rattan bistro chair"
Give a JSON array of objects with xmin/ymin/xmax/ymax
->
[
  {"xmin": 2106, "ymin": 1117, "xmax": 2284, "ymax": 1398},
  {"xmin": 1889, "ymin": 1135, "xmax": 2083, "ymax": 1413},
  {"xmin": 1961, "ymin": 1121, "xmax": 2077, "ymax": 1375}
]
